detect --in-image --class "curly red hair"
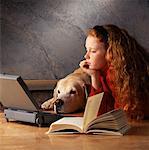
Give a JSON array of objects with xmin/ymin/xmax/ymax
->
[{"xmin": 88, "ymin": 24, "xmax": 149, "ymax": 120}]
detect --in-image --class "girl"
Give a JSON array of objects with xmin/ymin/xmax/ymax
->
[{"xmin": 79, "ymin": 25, "xmax": 149, "ymax": 120}]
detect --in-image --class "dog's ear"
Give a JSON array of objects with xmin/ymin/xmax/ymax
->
[
  {"xmin": 82, "ymin": 83, "xmax": 90, "ymax": 101},
  {"xmin": 76, "ymin": 80, "xmax": 89, "ymax": 97}
]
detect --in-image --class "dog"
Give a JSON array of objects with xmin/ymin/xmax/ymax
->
[{"xmin": 41, "ymin": 68, "xmax": 90, "ymax": 113}]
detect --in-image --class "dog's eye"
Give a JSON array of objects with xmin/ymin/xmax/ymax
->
[
  {"xmin": 70, "ymin": 90, "xmax": 76, "ymax": 95},
  {"xmin": 58, "ymin": 90, "xmax": 60, "ymax": 94}
]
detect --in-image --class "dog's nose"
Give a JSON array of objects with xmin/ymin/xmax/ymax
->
[
  {"xmin": 54, "ymin": 99, "xmax": 64, "ymax": 113},
  {"xmin": 55, "ymin": 99, "xmax": 64, "ymax": 107}
]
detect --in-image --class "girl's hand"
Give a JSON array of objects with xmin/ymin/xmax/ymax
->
[
  {"xmin": 79, "ymin": 60, "xmax": 102, "ymax": 90},
  {"xmin": 79, "ymin": 60, "xmax": 97, "ymax": 76}
]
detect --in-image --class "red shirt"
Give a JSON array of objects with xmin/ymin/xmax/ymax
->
[
  {"xmin": 89, "ymin": 67, "xmax": 116, "ymax": 115},
  {"xmin": 89, "ymin": 67, "xmax": 149, "ymax": 119}
]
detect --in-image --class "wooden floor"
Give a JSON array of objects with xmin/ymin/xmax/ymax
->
[{"xmin": 0, "ymin": 113, "xmax": 149, "ymax": 150}]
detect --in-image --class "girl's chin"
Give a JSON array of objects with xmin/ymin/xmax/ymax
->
[
  {"xmin": 89, "ymin": 66, "xmax": 96, "ymax": 69},
  {"xmin": 89, "ymin": 65, "xmax": 101, "ymax": 70}
]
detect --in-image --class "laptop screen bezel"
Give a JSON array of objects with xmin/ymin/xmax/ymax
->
[{"xmin": 0, "ymin": 74, "xmax": 40, "ymax": 112}]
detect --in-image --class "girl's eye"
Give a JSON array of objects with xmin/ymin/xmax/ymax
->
[
  {"xmin": 58, "ymin": 90, "xmax": 60, "ymax": 94},
  {"xmin": 91, "ymin": 50, "xmax": 96, "ymax": 53}
]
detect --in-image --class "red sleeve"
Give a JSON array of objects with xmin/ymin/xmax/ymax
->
[
  {"xmin": 98, "ymin": 92, "xmax": 115, "ymax": 116},
  {"xmin": 89, "ymin": 86, "xmax": 103, "ymax": 97},
  {"xmin": 88, "ymin": 68, "xmax": 115, "ymax": 115}
]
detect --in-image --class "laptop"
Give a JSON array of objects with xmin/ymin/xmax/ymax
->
[{"xmin": 0, "ymin": 73, "xmax": 63, "ymax": 126}]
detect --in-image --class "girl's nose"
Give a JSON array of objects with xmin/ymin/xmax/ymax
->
[{"xmin": 84, "ymin": 51, "xmax": 90, "ymax": 59}]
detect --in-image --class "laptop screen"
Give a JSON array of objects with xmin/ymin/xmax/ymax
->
[{"xmin": 0, "ymin": 74, "xmax": 40, "ymax": 112}]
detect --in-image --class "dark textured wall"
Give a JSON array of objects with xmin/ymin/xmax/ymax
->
[
  {"xmin": 1, "ymin": 0, "xmax": 149, "ymax": 79},
  {"xmin": 0, "ymin": 3, "xmax": 1, "ymax": 73}
]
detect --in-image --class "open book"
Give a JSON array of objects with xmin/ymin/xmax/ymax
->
[{"xmin": 46, "ymin": 92, "xmax": 130, "ymax": 135}]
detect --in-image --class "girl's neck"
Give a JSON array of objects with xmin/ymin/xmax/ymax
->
[{"xmin": 100, "ymin": 64, "xmax": 109, "ymax": 76}]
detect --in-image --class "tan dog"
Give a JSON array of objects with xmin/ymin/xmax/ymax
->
[{"xmin": 41, "ymin": 68, "xmax": 90, "ymax": 113}]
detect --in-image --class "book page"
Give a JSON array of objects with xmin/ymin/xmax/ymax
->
[
  {"xmin": 47, "ymin": 117, "xmax": 84, "ymax": 133},
  {"xmin": 86, "ymin": 109, "xmax": 125, "ymax": 129},
  {"xmin": 83, "ymin": 92, "xmax": 104, "ymax": 131},
  {"xmin": 86, "ymin": 124, "xmax": 130, "ymax": 135}
]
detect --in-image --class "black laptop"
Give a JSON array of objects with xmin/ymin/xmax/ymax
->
[{"xmin": 0, "ymin": 73, "xmax": 63, "ymax": 126}]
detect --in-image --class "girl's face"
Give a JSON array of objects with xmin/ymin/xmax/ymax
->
[{"xmin": 84, "ymin": 35, "xmax": 107, "ymax": 70}]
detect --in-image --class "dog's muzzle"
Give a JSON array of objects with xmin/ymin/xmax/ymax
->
[{"xmin": 54, "ymin": 99, "xmax": 64, "ymax": 113}]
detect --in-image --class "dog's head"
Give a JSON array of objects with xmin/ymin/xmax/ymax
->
[{"xmin": 53, "ymin": 76, "xmax": 88, "ymax": 113}]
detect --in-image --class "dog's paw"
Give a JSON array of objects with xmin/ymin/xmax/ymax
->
[{"xmin": 41, "ymin": 98, "xmax": 55, "ymax": 110}]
